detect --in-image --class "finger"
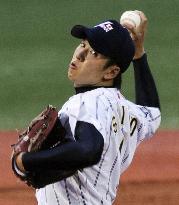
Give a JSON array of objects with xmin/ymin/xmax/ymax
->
[
  {"xmin": 136, "ymin": 10, "xmax": 148, "ymax": 31},
  {"xmin": 123, "ymin": 23, "xmax": 141, "ymax": 42},
  {"xmin": 29, "ymin": 115, "xmax": 45, "ymax": 129},
  {"xmin": 122, "ymin": 22, "xmax": 135, "ymax": 31},
  {"xmin": 121, "ymin": 22, "xmax": 137, "ymax": 35}
]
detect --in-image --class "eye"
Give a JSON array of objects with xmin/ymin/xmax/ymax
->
[
  {"xmin": 90, "ymin": 50, "xmax": 98, "ymax": 57},
  {"xmin": 80, "ymin": 42, "xmax": 85, "ymax": 47}
]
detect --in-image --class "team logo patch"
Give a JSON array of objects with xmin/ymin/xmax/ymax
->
[{"xmin": 95, "ymin": 21, "xmax": 114, "ymax": 32}]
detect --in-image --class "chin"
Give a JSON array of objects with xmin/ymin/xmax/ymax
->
[
  {"xmin": 67, "ymin": 74, "xmax": 75, "ymax": 83},
  {"xmin": 68, "ymin": 72, "xmax": 73, "ymax": 79}
]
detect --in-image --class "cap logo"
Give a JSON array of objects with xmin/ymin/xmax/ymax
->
[{"xmin": 95, "ymin": 21, "xmax": 113, "ymax": 32}]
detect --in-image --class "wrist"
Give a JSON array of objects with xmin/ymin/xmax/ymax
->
[
  {"xmin": 133, "ymin": 47, "xmax": 145, "ymax": 60},
  {"xmin": 16, "ymin": 152, "xmax": 26, "ymax": 173}
]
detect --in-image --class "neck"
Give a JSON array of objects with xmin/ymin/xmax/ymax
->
[{"xmin": 74, "ymin": 78, "xmax": 115, "ymax": 88}]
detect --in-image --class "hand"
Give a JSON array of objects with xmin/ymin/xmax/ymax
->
[{"xmin": 121, "ymin": 10, "xmax": 148, "ymax": 59}]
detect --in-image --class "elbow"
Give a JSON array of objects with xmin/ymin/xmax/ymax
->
[{"xmin": 80, "ymin": 144, "xmax": 103, "ymax": 166}]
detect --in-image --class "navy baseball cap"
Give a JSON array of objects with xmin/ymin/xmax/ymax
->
[{"xmin": 71, "ymin": 20, "xmax": 135, "ymax": 73}]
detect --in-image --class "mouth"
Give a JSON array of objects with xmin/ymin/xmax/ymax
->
[{"xmin": 69, "ymin": 62, "xmax": 77, "ymax": 70}]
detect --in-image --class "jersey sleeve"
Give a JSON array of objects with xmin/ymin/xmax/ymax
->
[
  {"xmin": 59, "ymin": 93, "xmax": 108, "ymax": 142},
  {"xmin": 77, "ymin": 94, "xmax": 107, "ymax": 140},
  {"xmin": 127, "ymin": 100, "xmax": 161, "ymax": 144},
  {"xmin": 120, "ymin": 100, "xmax": 161, "ymax": 173}
]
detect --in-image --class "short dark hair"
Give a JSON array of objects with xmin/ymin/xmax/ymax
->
[{"xmin": 103, "ymin": 59, "xmax": 122, "ymax": 89}]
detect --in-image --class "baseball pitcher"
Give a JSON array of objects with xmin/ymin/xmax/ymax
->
[{"xmin": 12, "ymin": 11, "xmax": 161, "ymax": 205}]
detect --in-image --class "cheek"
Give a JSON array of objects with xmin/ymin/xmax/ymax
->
[
  {"xmin": 83, "ymin": 68, "xmax": 105, "ymax": 85},
  {"xmin": 81, "ymin": 62, "xmax": 101, "ymax": 79}
]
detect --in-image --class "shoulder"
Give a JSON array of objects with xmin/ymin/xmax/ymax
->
[
  {"xmin": 60, "ymin": 88, "xmax": 126, "ymax": 115},
  {"xmin": 126, "ymin": 100, "xmax": 161, "ymax": 116},
  {"xmin": 82, "ymin": 87, "xmax": 122, "ymax": 101},
  {"xmin": 80, "ymin": 88, "xmax": 119, "ymax": 109}
]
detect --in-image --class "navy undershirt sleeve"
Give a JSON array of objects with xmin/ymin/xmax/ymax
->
[
  {"xmin": 133, "ymin": 53, "xmax": 160, "ymax": 109},
  {"xmin": 22, "ymin": 121, "xmax": 104, "ymax": 172}
]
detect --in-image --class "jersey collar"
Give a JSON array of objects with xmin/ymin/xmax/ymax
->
[{"xmin": 75, "ymin": 86, "xmax": 114, "ymax": 94}]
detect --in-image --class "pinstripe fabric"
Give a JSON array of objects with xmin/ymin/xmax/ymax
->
[{"xmin": 36, "ymin": 88, "xmax": 161, "ymax": 205}]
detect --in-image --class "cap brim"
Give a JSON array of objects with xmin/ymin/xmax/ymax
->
[
  {"xmin": 71, "ymin": 24, "xmax": 110, "ymax": 59},
  {"xmin": 71, "ymin": 25, "xmax": 100, "ymax": 54},
  {"xmin": 71, "ymin": 25, "xmax": 89, "ymax": 39}
]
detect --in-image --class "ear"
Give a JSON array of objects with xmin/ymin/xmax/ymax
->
[{"xmin": 103, "ymin": 65, "xmax": 120, "ymax": 80}]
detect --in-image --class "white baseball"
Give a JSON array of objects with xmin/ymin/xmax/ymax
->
[{"xmin": 120, "ymin": 11, "xmax": 141, "ymax": 28}]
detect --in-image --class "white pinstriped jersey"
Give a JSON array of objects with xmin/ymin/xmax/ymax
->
[{"xmin": 36, "ymin": 88, "xmax": 161, "ymax": 205}]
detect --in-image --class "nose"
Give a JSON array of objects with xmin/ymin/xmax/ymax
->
[{"xmin": 76, "ymin": 48, "xmax": 86, "ymax": 62}]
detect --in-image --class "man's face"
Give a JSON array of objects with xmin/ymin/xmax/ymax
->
[{"xmin": 68, "ymin": 40, "xmax": 112, "ymax": 87}]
